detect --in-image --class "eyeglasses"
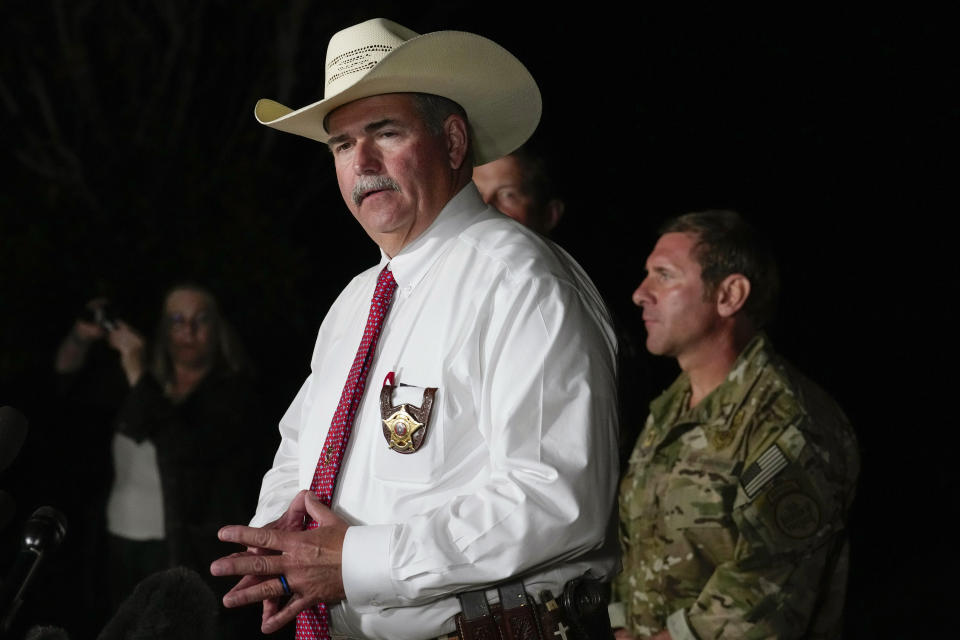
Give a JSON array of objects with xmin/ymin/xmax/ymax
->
[{"xmin": 167, "ymin": 312, "xmax": 213, "ymax": 332}]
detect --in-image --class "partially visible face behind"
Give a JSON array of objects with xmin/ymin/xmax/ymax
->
[
  {"xmin": 165, "ymin": 289, "xmax": 216, "ymax": 369},
  {"xmin": 632, "ymin": 232, "xmax": 721, "ymax": 362},
  {"xmin": 472, "ymin": 155, "xmax": 541, "ymax": 229},
  {"xmin": 326, "ymin": 93, "xmax": 460, "ymax": 256}
]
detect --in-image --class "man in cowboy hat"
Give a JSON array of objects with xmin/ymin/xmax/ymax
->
[{"xmin": 210, "ymin": 18, "xmax": 619, "ymax": 640}]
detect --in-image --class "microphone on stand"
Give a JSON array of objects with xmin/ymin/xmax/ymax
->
[{"xmin": 0, "ymin": 506, "xmax": 68, "ymax": 634}]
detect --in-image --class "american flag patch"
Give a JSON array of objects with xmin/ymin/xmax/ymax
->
[{"xmin": 740, "ymin": 444, "xmax": 789, "ymax": 499}]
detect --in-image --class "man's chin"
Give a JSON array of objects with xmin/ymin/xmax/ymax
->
[
  {"xmin": 644, "ymin": 337, "xmax": 670, "ymax": 357},
  {"xmin": 355, "ymin": 206, "xmax": 411, "ymax": 235}
]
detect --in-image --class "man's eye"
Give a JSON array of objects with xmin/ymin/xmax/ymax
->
[{"xmin": 335, "ymin": 142, "xmax": 353, "ymax": 153}]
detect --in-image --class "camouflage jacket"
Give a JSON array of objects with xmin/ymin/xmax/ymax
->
[{"xmin": 613, "ymin": 334, "xmax": 859, "ymax": 639}]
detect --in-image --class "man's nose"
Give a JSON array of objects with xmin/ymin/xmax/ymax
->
[
  {"xmin": 353, "ymin": 138, "xmax": 382, "ymax": 174},
  {"xmin": 632, "ymin": 279, "xmax": 652, "ymax": 307}
]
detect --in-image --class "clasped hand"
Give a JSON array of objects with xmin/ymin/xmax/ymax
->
[{"xmin": 210, "ymin": 490, "xmax": 348, "ymax": 633}]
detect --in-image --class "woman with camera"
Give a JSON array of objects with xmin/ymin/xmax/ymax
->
[{"xmin": 53, "ymin": 285, "xmax": 269, "ymax": 636}]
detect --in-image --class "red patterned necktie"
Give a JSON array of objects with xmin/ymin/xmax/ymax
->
[{"xmin": 296, "ymin": 266, "xmax": 398, "ymax": 640}]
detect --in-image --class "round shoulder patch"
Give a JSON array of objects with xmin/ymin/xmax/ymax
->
[{"xmin": 774, "ymin": 492, "xmax": 821, "ymax": 539}]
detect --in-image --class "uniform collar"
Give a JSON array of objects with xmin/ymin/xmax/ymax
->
[
  {"xmin": 378, "ymin": 182, "xmax": 487, "ymax": 295},
  {"xmin": 650, "ymin": 332, "xmax": 771, "ymax": 428}
]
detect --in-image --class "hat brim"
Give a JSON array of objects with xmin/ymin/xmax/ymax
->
[{"xmin": 254, "ymin": 30, "xmax": 541, "ymax": 165}]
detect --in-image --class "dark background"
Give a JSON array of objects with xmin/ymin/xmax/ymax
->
[{"xmin": 0, "ymin": 2, "xmax": 951, "ymax": 637}]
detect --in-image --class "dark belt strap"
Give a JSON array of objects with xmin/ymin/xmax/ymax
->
[
  {"xmin": 454, "ymin": 579, "xmax": 612, "ymax": 640},
  {"xmin": 458, "ymin": 589, "xmax": 493, "ymax": 621},
  {"xmin": 497, "ymin": 582, "xmax": 539, "ymax": 640},
  {"xmin": 457, "ymin": 589, "xmax": 500, "ymax": 639}
]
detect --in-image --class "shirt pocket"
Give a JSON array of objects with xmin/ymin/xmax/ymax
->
[
  {"xmin": 662, "ymin": 447, "xmax": 739, "ymax": 566},
  {"xmin": 373, "ymin": 383, "xmax": 445, "ymax": 484}
]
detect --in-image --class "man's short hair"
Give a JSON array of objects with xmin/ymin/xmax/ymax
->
[
  {"xmin": 507, "ymin": 145, "xmax": 556, "ymax": 208},
  {"xmin": 660, "ymin": 210, "xmax": 779, "ymax": 327},
  {"xmin": 409, "ymin": 93, "xmax": 466, "ymax": 134},
  {"xmin": 410, "ymin": 93, "xmax": 474, "ymax": 165}
]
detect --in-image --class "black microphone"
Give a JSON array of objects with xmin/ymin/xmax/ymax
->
[
  {"xmin": 0, "ymin": 506, "xmax": 68, "ymax": 634},
  {"xmin": 0, "ymin": 406, "xmax": 28, "ymax": 473}
]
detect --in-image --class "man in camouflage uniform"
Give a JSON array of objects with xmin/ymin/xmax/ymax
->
[{"xmin": 612, "ymin": 210, "xmax": 859, "ymax": 639}]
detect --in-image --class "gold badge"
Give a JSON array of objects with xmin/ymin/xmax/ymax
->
[
  {"xmin": 380, "ymin": 383, "xmax": 436, "ymax": 454},
  {"xmin": 383, "ymin": 406, "xmax": 423, "ymax": 452}
]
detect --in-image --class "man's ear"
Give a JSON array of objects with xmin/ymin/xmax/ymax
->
[
  {"xmin": 716, "ymin": 273, "xmax": 751, "ymax": 318},
  {"xmin": 444, "ymin": 114, "xmax": 469, "ymax": 170},
  {"xmin": 543, "ymin": 198, "xmax": 565, "ymax": 232}
]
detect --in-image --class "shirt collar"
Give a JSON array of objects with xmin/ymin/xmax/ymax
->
[
  {"xmin": 688, "ymin": 332, "xmax": 768, "ymax": 423},
  {"xmin": 379, "ymin": 182, "xmax": 488, "ymax": 294},
  {"xmin": 649, "ymin": 332, "xmax": 771, "ymax": 427}
]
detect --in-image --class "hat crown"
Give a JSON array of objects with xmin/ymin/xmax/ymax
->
[
  {"xmin": 324, "ymin": 18, "xmax": 420, "ymax": 99},
  {"xmin": 255, "ymin": 17, "xmax": 541, "ymax": 165}
]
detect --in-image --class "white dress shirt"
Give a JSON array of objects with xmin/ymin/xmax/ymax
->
[{"xmin": 253, "ymin": 184, "xmax": 619, "ymax": 639}]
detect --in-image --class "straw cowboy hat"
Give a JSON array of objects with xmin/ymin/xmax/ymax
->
[{"xmin": 254, "ymin": 18, "xmax": 541, "ymax": 165}]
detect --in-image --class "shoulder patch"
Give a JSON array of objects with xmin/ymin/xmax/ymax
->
[
  {"xmin": 774, "ymin": 492, "xmax": 821, "ymax": 538},
  {"xmin": 740, "ymin": 443, "xmax": 788, "ymax": 499}
]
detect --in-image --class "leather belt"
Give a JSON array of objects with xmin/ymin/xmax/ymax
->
[{"xmin": 451, "ymin": 577, "xmax": 612, "ymax": 640}]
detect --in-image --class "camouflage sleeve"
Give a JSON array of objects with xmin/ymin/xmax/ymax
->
[{"xmin": 681, "ymin": 420, "xmax": 852, "ymax": 639}]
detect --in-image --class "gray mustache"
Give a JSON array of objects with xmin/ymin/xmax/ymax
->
[{"xmin": 352, "ymin": 175, "xmax": 401, "ymax": 206}]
